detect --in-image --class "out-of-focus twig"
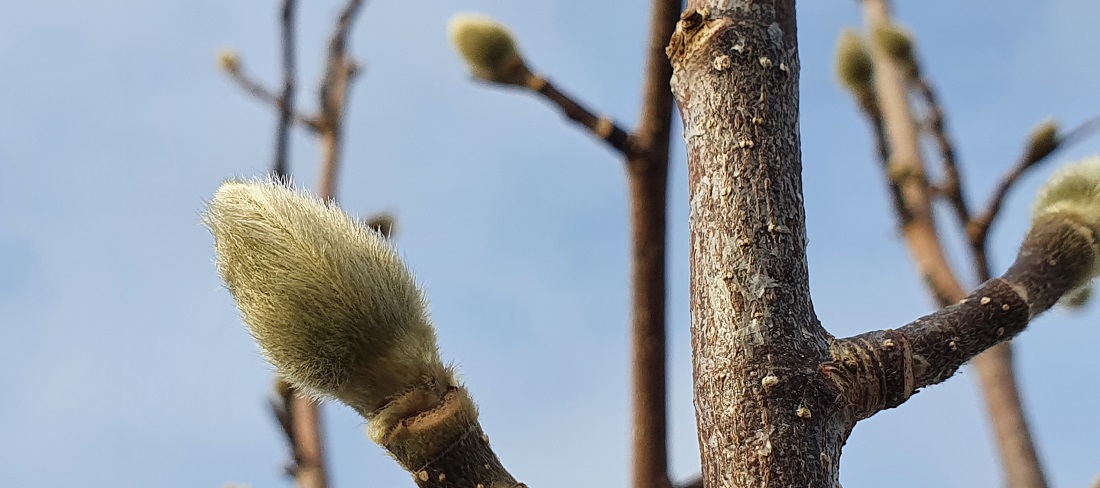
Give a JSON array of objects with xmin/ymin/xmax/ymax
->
[
  {"xmin": 968, "ymin": 115, "xmax": 1100, "ymax": 278},
  {"xmin": 222, "ymin": 67, "xmax": 320, "ymax": 132},
  {"xmin": 914, "ymin": 76, "xmax": 970, "ymax": 228},
  {"xmin": 314, "ymin": 0, "xmax": 365, "ymax": 202},
  {"xmin": 273, "ymin": 0, "xmax": 298, "ymax": 176}
]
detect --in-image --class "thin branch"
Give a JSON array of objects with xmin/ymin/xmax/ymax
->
[
  {"xmin": 959, "ymin": 115, "xmax": 1100, "ymax": 488},
  {"xmin": 862, "ymin": 3, "xmax": 1051, "ymax": 486},
  {"xmin": 625, "ymin": 2, "xmax": 679, "ymax": 488},
  {"xmin": 914, "ymin": 76, "xmax": 970, "ymax": 226},
  {"xmin": 273, "ymin": 0, "xmax": 298, "ymax": 176},
  {"xmin": 290, "ymin": 396, "xmax": 328, "ymax": 488},
  {"xmin": 851, "ymin": 97, "xmax": 912, "ymax": 225},
  {"xmin": 829, "ymin": 213, "xmax": 1098, "ymax": 419},
  {"xmin": 314, "ymin": 0, "xmax": 365, "ymax": 202},
  {"xmin": 523, "ymin": 75, "xmax": 643, "ymax": 159},
  {"xmin": 863, "ymin": 0, "xmax": 965, "ymax": 306},
  {"xmin": 223, "ymin": 69, "xmax": 321, "ymax": 132},
  {"xmin": 968, "ymin": 115, "xmax": 1100, "ymax": 277}
]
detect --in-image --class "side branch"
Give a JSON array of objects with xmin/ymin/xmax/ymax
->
[
  {"xmin": 273, "ymin": 0, "xmax": 299, "ymax": 175},
  {"xmin": 524, "ymin": 76, "xmax": 642, "ymax": 159},
  {"xmin": 828, "ymin": 213, "xmax": 1099, "ymax": 418},
  {"xmin": 915, "ymin": 76, "xmax": 970, "ymax": 226},
  {"xmin": 968, "ymin": 115, "xmax": 1100, "ymax": 272},
  {"xmin": 223, "ymin": 68, "xmax": 320, "ymax": 132}
]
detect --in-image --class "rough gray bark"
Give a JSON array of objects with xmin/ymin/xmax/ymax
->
[{"xmin": 669, "ymin": 2, "xmax": 846, "ymax": 486}]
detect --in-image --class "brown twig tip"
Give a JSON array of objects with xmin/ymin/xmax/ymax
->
[
  {"xmin": 1024, "ymin": 119, "xmax": 1060, "ymax": 164},
  {"xmin": 217, "ymin": 48, "xmax": 243, "ymax": 73},
  {"xmin": 448, "ymin": 13, "xmax": 533, "ymax": 87},
  {"xmin": 834, "ymin": 29, "xmax": 874, "ymax": 99},
  {"xmin": 871, "ymin": 24, "xmax": 917, "ymax": 78}
]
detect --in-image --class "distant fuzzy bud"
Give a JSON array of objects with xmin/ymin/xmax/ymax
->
[
  {"xmin": 872, "ymin": 25, "xmax": 917, "ymax": 78},
  {"xmin": 834, "ymin": 29, "xmax": 874, "ymax": 98},
  {"xmin": 448, "ymin": 13, "xmax": 532, "ymax": 86},
  {"xmin": 217, "ymin": 49, "xmax": 242, "ymax": 73},
  {"xmin": 203, "ymin": 178, "xmax": 453, "ymax": 416},
  {"xmin": 1033, "ymin": 156, "xmax": 1100, "ymax": 281},
  {"xmin": 1023, "ymin": 119, "xmax": 1060, "ymax": 163}
]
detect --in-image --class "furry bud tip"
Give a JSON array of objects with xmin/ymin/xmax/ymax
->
[
  {"xmin": 834, "ymin": 29, "xmax": 874, "ymax": 97},
  {"xmin": 872, "ymin": 24, "xmax": 917, "ymax": 78},
  {"xmin": 448, "ymin": 13, "xmax": 532, "ymax": 86},
  {"xmin": 1033, "ymin": 155, "xmax": 1100, "ymax": 280},
  {"xmin": 217, "ymin": 49, "xmax": 242, "ymax": 73},
  {"xmin": 203, "ymin": 178, "xmax": 453, "ymax": 415}
]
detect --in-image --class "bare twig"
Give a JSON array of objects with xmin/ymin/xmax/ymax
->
[
  {"xmin": 852, "ymin": 97, "xmax": 911, "ymax": 225},
  {"xmin": 523, "ymin": 75, "xmax": 642, "ymax": 159},
  {"xmin": 313, "ymin": 0, "xmax": 365, "ymax": 202},
  {"xmin": 273, "ymin": 0, "xmax": 298, "ymax": 175},
  {"xmin": 862, "ymin": 0, "xmax": 964, "ymax": 306},
  {"xmin": 830, "ymin": 212, "xmax": 1098, "ymax": 419},
  {"xmin": 223, "ymin": 69, "xmax": 320, "ymax": 132},
  {"xmin": 861, "ymin": 2, "xmax": 1051, "ymax": 487},
  {"xmin": 625, "ymin": 3, "xmax": 679, "ymax": 488},
  {"xmin": 968, "ymin": 115, "xmax": 1100, "ymax": 277},
  {"xmin": 914, "ymin": 76, "xmax": 970, "ymax": 226}
]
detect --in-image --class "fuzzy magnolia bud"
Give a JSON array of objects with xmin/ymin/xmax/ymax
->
[
  {"xmin": 448, "ymin": 13, "xmax": 532, "ymax": 86},
  {"xmin": 834, "ymin": 29, "xmax": 874, "ymax": 98},
  {"xmin": 217, "ymin": 49, "xmax": 242, "ymax": 73},
  {"xmin": 872, "ymin": 24, "xmax": 917, "ymax": 78},
  {"xmin": 1032, "ymin": 156, "xmax": 1100, "ymax": 291},
  {"xmin": 203, "ymin": 178, "xmax": 453, "ymax": 417},
  {"xmin": 1023, "ymin": 119, "xmax": 1060, "ymax": 163}
]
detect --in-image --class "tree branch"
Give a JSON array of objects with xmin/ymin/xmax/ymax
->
[
  {"xmin": 862, "ymin": 0, "xmax": 965, "ymax": 307},
  {"xmin": 315, "ymin": 0, "xmax": 365, "ymax": 202},
  {"xmin": 626, "ymin": 3, "xmax": 680, "ymax": 488},
  {"xmin": 969, "ymin": 115, "xmax": 1100, "ymax": 276},
  {"xmin": 829, "ymin": 212, "xmax": 1098, "ymax": 419},
  {"xmin": 860, "ymin": 4, "xmax": 1050, "ymax": 486},
  {"xmin": 670, "ymin": 3, "xmax": 843, "ymax": 485},
  {"xmin": 223, "ymin": 68, "xmax": 321, "ymax": 132},
  {"xmin": 914, "ymin": 76, "xmax": 970, "ymax": 227},
  {"xmin": 521, "ymin": 75, "xmax": 643, "ymax": 159},
  {"xmin": 273, "ymin": 0, "xmax": 298, "ymax": 176}
]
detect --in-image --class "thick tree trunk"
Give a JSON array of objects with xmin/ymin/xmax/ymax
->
[{"xmin": 668, "ymin": 2, "xmax": 846, "ymax": 486}]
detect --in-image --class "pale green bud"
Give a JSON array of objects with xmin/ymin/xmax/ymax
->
[
  {"xmin": 448, "ymin": 13, "xmax": 532, "ymax": 86},
  {"xmin": 1033, "ymin": 155, "xmax": 1100, "ymax": 279},
  {"xmin": 872, "ymin": 24, "xmax": 917, "ymax": 78},
  {"xmin": 203, "ymin": 178, "xmax": 453, "ymax": 415},
  {"xmin": 217, "ymin": 49, "xmax": 242, "ymax": 73},
  {"xmin": 834, "ymin": 29, "xmax": 874, "ymax": 97}
]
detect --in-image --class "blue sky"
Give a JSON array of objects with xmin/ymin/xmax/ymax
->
[{"xmin": 1, "ymin": 1, "xmax": 1098, "ymax": 487}]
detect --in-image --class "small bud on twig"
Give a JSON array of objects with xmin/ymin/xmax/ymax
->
[
  {"xmin": 448, "ymin": 13, "xmax": 533, "ymax": 87},
  {"xmin": 872, "ymin": 24, "xmax": 917, "ymax": 78},
  {"xmin": 834, "ymin": 29, "xmax": 874, "ymax": 99},
  {"xmin": 1023, "ymin": 119, "xmax": 1060, "ymax": 164},
  {"xmin": 1032, "ymin": 156, "xmax": 1100, "ymax": 287},
  {"xmin": 217, "ymin": 49, "xmax": 242, "ymax": 73}
]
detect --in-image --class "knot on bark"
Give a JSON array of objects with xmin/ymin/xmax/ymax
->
[{"xmin": 823, "ymin": 329, "xmax": 915, "ymax": 420}]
